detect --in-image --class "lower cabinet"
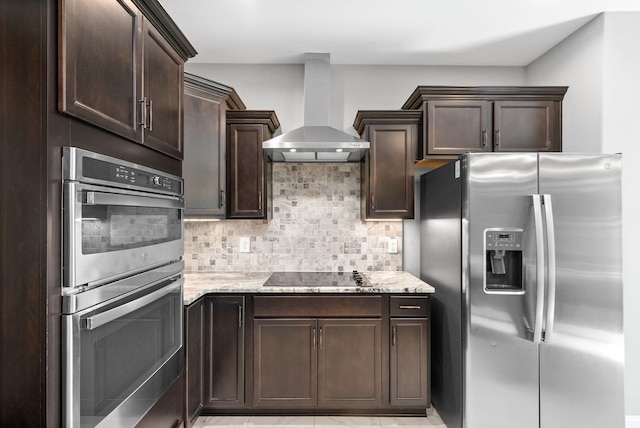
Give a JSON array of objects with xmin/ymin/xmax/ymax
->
[
  {"xmin": 204, "ymin": 296, "xmax": 245, "ymax": 407},
  {"xmin": 253, "ymin": 319, "xmax": 317, "ymax": 407},
  {"xmin": 185, "ymin": 293, "xmax": 429, "ymax": 417},
  {"xmin": 389, "ymin": 296, "xmax": 431, "ymax": 407},
  {"xmin": 253, "ymin": 318, "xmax": 382, "ymax": 408},
  {"xmin": 390, "ymin": 318, "xmax": 430, "ymax": 406},
  {"xmin": 318, "ymin": 319, "xmax": 382, "ymax": 408},
  {"xmin": 185, "ymin": 298, "xmax": 205, "ymax": 426},
  {"xmin": 184, "ymin": 296, "xmax": 245, "ymax": 427}
]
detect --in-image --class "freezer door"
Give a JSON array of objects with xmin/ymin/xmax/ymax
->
[
  {"xmin": 538, "ymin": 154, "xmax": 624, "ymax": 428},
  {"xmin": 463, "ymin": 153, "xmax": 540, "ymax": 428}
]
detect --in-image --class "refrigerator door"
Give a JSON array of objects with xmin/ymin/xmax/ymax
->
[
  {"xmin": 463, "ymin": 153, "xmax": 540, "ymax": 428},
  {"xmin": 538, "ymin": 154, "xmax": 624, "ymax": 428}
]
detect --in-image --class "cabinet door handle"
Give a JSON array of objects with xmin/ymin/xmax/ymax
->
[
  {"xmin": 392, "ymin": 325, "xmax": 397, "ymax": 347},
  {"xmin": 147, "ymin": 99, "xmax": 153, "ymax": 131},
  {"xmin": 371, "ymin": 194, "xmax": 375, "ymax": 210},
  {"xmin": 481, "ymin": 129, "xmax": 488, "ymax": 148},
  {"xmin": 237, "ymin": 304, "xmax": 242, "ymax": 328},
  {"xmin": 138, "ymin": 98, "xmax": 147, "ymax": 127},
  {"xmin": 220, "ymin": 189, "xmax": 225, "ymax": 208},
  {"xmin": 319, "ymin": 327, "xmax": 323, "ymax": 350},
  {"xmin": 312, "ymin": 327, "xmax": 317, "ymax": 350},
  {"xmin": 399, "ymin": 305, "xmax": 421, "ymax": 310},
  {"xmin": 495, "ymin": 129, "xmax": 500, "ymax": 149},
  {"xmin": 258, "ymin": 190, "xmax": 263, "ymax": 209}
]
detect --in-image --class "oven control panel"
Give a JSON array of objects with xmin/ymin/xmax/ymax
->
[{"xmin": 82, "ymin": 156, "xmax": 182, "ymax": 194}]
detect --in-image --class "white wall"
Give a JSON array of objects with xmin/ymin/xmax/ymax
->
[{"xmin": 526, "ymin": 12, "xmax": 640, "ymax": 418}]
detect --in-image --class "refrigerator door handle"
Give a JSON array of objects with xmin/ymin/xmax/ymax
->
[
  {"xmin": 541, "ymin": 194, "xmax": 556, "ymax": 342},
  {"xmin": 532, "ymin": 194, "xmax": 546, "ymax": 344}
]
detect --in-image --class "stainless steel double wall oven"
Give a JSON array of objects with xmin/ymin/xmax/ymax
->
[{"xmin": 61, "ymin": 147, "xmax": 185, "ymax": 428}]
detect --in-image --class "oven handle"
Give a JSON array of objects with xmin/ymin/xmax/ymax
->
[
  {"xmin": 82, "ymin": 278, "xmax": 183, "ymax": 331},
  {"xmin": 82, "ymin": 190, "xmax": 184, "ymax": 209}
]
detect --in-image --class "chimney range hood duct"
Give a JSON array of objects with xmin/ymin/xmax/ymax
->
[{"xmin": 263, "ymin": 53, "xmax": 369, "ymax": 162}]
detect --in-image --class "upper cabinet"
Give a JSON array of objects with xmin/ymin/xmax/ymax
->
[
  {"xmin": 59, "ymin": 0, "xmax": 196, "ymax": 159},
  {"xmin": 183, "ymin": 74, "xmax": 245, "ymax": 218},
  {"xmin": 354, "ymin": 111, "xmax": 421, "ymax": 220},
  {"xmin": 226, "ymin": 110, "xmax": 280, "ymax": 219},
  {"xmin": 402, "ymin": 86, "xmax": 567, "ymax": 158}
]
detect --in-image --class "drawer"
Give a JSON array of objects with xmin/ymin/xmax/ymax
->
[
  {"xmin": 390, "ymin": 296, "xmax": 430, "ymax": 317},
  {"xmin": 254, "ymin": 295, "xmax": 382, "ymax": 317}
]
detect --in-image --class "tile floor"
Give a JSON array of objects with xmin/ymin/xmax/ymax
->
[{"xmin": 194, "ymin": 407, "xmax": 446, "ymax": 428}]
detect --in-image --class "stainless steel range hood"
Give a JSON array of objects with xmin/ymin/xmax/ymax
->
[{"xmin": 263, "ymin": 53, "xmax": 369, "ymax": 162}]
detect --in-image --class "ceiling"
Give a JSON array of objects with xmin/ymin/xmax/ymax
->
[{"xmin": 158, "ymin": 0, "xmax": 640, "ymax": 66}]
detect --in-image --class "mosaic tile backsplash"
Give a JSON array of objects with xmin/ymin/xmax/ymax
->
[{"xmin": 184, "ymin": 163, "xmax": 403, "ymax": 272}]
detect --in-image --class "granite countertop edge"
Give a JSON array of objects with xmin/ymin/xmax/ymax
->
[{"xmin": 183, "ymin": 271, "xmax": 435, "ymax": 305}]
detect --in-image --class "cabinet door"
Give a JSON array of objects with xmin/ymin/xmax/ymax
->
[
  {"xmin": 318, "ymin": 319, "xmax": 382, "ymax": 407},
  {"xmin": 366, "ymin": 124, "xmax": 415, "ymax": 219},
  {"xmin": 253, "ymin": 319, "xmax": 317, "ymax": 407},
  {"xmin": 390, "ymin": 318, "xmax": 430, "ymax": 407},
  {"xmin": 59, "ymin": 0, "xmax": 143, "ymax": 142},
  {"xmin": 183, "ymin": 86, "xmax": 227, "ymax": 217},
  {"xmin": 227, "ymin": 124, "xmax": 266, "ymax": 218},
  {"xmin": 185, "ymin": 299, "xmax": 204, "ymax": 425},
  {"xmin": 205, "ymin": 296, "xmax": 244, "ymax": 407},
  {"xmin": 426, "ymin": 100, "xmax": 491, "ymax": 155},
  {"xmin": 142, "ymin": 21, "xmax": 184, "ymax": 159},
  {"xmin": 493, "ymin": 100, "xmax": 560, "ymax": 152}
]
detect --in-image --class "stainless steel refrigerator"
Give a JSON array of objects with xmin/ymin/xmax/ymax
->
[{"xmin": 420, "ymin": 153, "xmax": 624, "ymax": 428}]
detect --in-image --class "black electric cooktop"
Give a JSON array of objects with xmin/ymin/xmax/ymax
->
[{"xmin": 263, "ymin": 271, "xmax": 370, "ymax": 287}]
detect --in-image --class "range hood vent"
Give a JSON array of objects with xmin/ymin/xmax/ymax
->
[{"xmin": 263, "ymin": 53, "xmax": 369, "ymax": 163}]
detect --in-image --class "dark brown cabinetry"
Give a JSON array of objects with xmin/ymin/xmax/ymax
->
[
  {"xmin": 226, "ymin": 111, "xmax": 280, "ymax": 219},
  {"xmin": 141, "ymin": 21, "xmax": 185, "ymax": 158},
  {"xmin": 318, "ymin": 319, "xmax": 382, "ymax": 407},
  {"xmin": 252, "ymin": 295, "xmax": 383, "ymax": 409},
  {"xmin": 204, "ymin": 296, "xmax": 245, "ymax": 408},
  {"xmin": 186, "ymin": 293, "xmax": 429, "ymax": 416},
  {"xmin": 253, "ymin": 318, "xmax": 382, "ymax": 408},
  {"xmin": 354, "ymin": 111, "xmax": 421, "ymax": 220},
  {"xmin": 389, "ymin": 297, "xmax": 430, "ymax": 407},
  {"xmin": 253, "ymin": 319, "xmax": 318, "ymax": 407},
  {"xmin": 59, "ymin": 0, "xmax": 196, "ymax": 159},
  {"xmin": 185, "ymin": 298, "xmax": 205, "ymax": 426},
  {"xmin": 183, "ymin": 74, "xmax": 245, "ymax": 218},
  {"xmin": 184, "ymin": 296, "xmax": 247, "ymax": 425},
  {"xmin": 1, "ymin": 1, "xmax": 193, "ymax": 426},
  {"xmin": 402, "ymin": 86, "xmax": 567, "ymax": 158}
]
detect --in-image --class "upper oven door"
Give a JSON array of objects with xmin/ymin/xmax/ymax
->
[{"xmin": 64, "ymin": 181, "xmax": 184, "ymax": 289}]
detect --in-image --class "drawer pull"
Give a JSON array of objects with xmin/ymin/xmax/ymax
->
[{"xmin": 399, "ymin": 305, "xmax": 421, "ymax": 310}]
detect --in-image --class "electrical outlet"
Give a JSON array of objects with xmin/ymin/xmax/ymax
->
[
  {"xmin": 239, "ymin": 237, "xmax": 251, "ymax": 253},
  {"xmin": 388, "ymin": 238, "xmax": 398, "ymax": 254}
]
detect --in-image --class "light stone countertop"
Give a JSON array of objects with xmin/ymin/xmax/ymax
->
[{"xmin": 183, "ymin": 271, "xmax": 435, "ymax": 305}]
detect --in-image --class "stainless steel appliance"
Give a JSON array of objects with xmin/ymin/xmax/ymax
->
[
  {"xmin": 262, "ymin": 53, "xmax": 370, "ymax": 162},
  {"xmin": 62, "ymin": 147, "xmax": 184, "ymax": 291},
  {"xmin": 420, "ymin": 153, "xmax": 624, "ymax": 428},
  {"xmin": 61, "ymin": 147, "xmax": 185, "ymax": 428}
]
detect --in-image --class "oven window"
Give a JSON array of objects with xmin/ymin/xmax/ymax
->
[
  {"xmin": 79, "ymin": 286, "xmax": 181, "ymax": 420},
  {"xmin": 81, "ymin": 205, "xmax": 182, "ymax": 254}
]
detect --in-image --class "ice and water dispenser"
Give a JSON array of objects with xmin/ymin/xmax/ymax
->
[{"xmin": 484, "ymin": 229, "xmax": 524, "ymax": 293}]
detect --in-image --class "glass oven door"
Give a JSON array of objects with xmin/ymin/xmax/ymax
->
[
  {"xmin": 64, "ymin": 181, "xmax": 184, "ymax": 289},
  {"xmin": 62, "ymin": 276, "xmax": 183, "ymax": 428}
]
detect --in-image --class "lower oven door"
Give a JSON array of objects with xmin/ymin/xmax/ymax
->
[{"xmin": 62, "ymin": 276, "xmax": 184, "ymax": 428}]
